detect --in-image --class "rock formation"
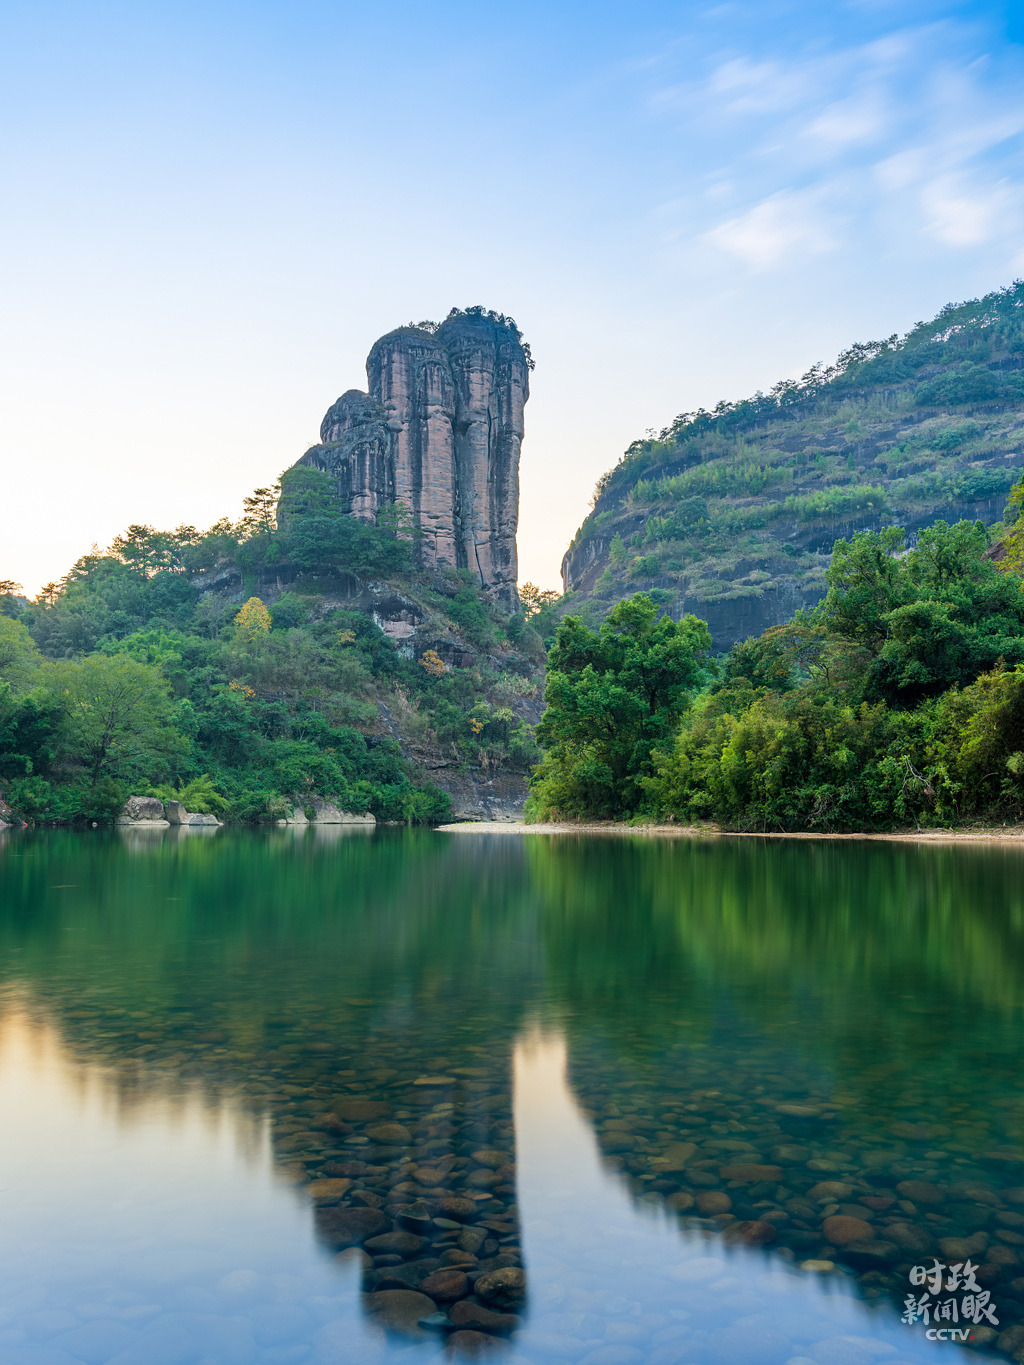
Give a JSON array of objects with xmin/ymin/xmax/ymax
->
[{"xmin": 294, "ymin": 308, "xmax": 529, "ymax": 608}]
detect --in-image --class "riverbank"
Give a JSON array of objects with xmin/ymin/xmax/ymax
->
[{"xmin": 435, "ymin": 820, "xmax": 1024, "ymax": 842}]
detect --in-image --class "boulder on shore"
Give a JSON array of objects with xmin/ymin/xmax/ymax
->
[
  {"xmin": 164, "ymin": 800, "xmax": 221, "ymax": 826},
  {"xmin": 277, "ymin": 795, "xmax": 375, "ymax": 826},
  {"xmin": 117, "ymin": 796, "xmax": 169, "ymax": 827},
  {"xmin": 0, "ymin": 791, "xmax": 25, "ymax": 829}
]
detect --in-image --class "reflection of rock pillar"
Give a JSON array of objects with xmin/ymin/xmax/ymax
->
[
  {"xmin": 367, "ymin": 329, "xmax": 458, "ymax": 570},
  {"xmin": 437, "ymin": 314, "xmax": 528, "ymax": 610},
  {"xmin": 300, "ymin": 1045, "xmax": 526, "ymax": 1336}
]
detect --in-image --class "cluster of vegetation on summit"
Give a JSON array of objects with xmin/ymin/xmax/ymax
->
[{"xmin": 0, "ymin": 468, "xmax": 543, "ymax": 825}]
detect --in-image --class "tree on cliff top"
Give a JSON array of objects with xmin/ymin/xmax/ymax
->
[{"xmin": 528, "ymin": 594, "xmax": 712, "ymax": 821}]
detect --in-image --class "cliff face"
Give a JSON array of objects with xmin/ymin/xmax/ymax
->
[{"xmin": 297, "ymin": 309, "xmax": 529, "ymax": 609}]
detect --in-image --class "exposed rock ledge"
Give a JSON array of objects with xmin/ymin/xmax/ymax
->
[
  {"xmin": 117, "ymin": 796, "xmax": 221, "ymax": 828},
  {"xmin": 277, "ymin": 795, "xmax": 375, "ymax": 826}
]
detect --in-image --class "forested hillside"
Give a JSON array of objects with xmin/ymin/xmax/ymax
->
[
  {"xmin": 560, "ymin": 282, "xmax": 1024, "ymax": 648},
  {"xmin": 0, "ymin": 469, "xmax": 543, "ymax": 825}
]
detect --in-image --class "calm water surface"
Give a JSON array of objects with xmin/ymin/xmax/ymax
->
[{"xmin": 1, "ymin": 827, "xmax": 1022, "ymax": 1365}]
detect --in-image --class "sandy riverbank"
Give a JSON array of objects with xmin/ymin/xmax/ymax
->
[{"xmin": 435, "ymin": 820, "xmax": 1024, "ymax": 843}]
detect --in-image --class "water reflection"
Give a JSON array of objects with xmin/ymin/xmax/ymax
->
[
  {"xmin": 514, "ymin": 1028, "xmax": 959, "ymax": 1364},
  {"xmin": 0, "ymin": 827, "xmax": 1020, "ymax": 1361}
]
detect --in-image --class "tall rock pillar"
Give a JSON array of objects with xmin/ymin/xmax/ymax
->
[
  {"xmin": 367, "ymin": 328, "xmax": 458, "ymax": 570},
  {"xmin": 289, "ymin": 309, "xmax": 529, "ymax": 606},
  {"xmin": 437, "ymin": 313, "xmax": 528, "ymax": 609}
]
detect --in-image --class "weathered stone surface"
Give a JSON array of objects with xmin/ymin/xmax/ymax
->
[
  {"xmin": 306, "ymin": 795, "xmax": 375, "ymax": 825},
  {"xmin": 164, "ymin": 801, "xmax": 220, "ymax": 826},
  {"xmin": 295, "ymin": 309, "xmax": 529, "ymax": 608},
  {"xmin": 117, "ymin": 796, "xmax": 168, "ymax": 825}
]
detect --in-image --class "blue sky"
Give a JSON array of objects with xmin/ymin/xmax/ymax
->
[{"xmin": 3, "ymin": 0, "xmax": 1024, "ymax": 592}]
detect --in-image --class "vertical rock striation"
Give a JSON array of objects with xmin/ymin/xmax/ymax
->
[{"xmin": 295, "ymin": 308, "xmax": 529, "ymax": 607}]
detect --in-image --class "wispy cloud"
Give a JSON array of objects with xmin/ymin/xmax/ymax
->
[
  {"xmin": 647, "ymin": 16, "xmax": 1024, "ymax": 272},
  {"xmin": 706, "ymin": 189, "xmax": 839, "ymax": 268}
]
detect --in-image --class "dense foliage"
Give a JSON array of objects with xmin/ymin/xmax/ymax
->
[
  {"xmin": 558, "ymin": 281, "xmax": 1024, "ymax": 637},
  {"xmin": 526, "ymin": 596, "xmax": 712, "ymax": 820},
  {"xmin": 530, "ymin": 518, "xmax": 1024, "ymax": 831},
  {"xmin": 0, "ymin": 469, "xmax": 541, "ymax": 825}
]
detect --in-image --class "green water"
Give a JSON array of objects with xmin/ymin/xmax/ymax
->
[{"xmin": 1, "ymin": 827, "xmax": 1022, "ymax": 1365}]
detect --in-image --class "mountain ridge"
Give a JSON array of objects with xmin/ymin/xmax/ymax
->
[{"xmin": 558, "ymin": 280, "xmax": 1024, "ymax": 649}]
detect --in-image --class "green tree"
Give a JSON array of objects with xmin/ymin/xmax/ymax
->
[
  {"xmin": 528, "ymin": 594, "xmax": 712, "ymax": 820},
  {"xmin": 44, "ymin": 654, "xmax": 186, "ymax": 788},
  {"xmin": 277, "ymin": 467, "xmax": 341, "ymax": 525}
]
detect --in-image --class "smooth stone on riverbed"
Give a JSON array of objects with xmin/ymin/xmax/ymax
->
[
  {"xmin": 652, "ymin": 1142, "xmax": 698, "ymax": 1170},
  {"xmin": 895, "ymin": 1180, "xmax": 944, "ymax": 1205},
  {"xmin": 363, "ymin": 1289, "xmax": 437, "ymax": 1339},
  {"xmin": 315, "ymin": 1205, "xmax": 390, "ymax": 1248},
  {"xmin": 472, "ymin": 1149, "xmax": 510, "ymax": 1169},
  {"xmin": 823, "ymin": 1216, "xmax": 873, "ymax": 1246},
  {"xmin": 451, "ymin": 1301, "xmax": 522, "ymax": 1335},
  {"xmin": 436, "ymin": 1197, "xmax": 480, "ymax": 1222},
  {"xmin": 305, "ymin": 1178, "xmax": 353, "ymax": 1202},
  {"xmin": 420, "ymin": 1268, "xmax": 470, "ymax": 1300},
  {"xmin": 886, "ymin": 1224, "xmax": 933, "ymax": 1253},
  {"xmin": 666, "ymin": 1191, "xmax": 695, "ymax": 1212},
  {"xmin": 836, "ymin": 1241, "xmax": 899, "ymax": 1267},
  {"xmin": 476, "ymin": 1267, "xmax": 527, "ymax": 1309},
  {"xmin": 365, "ymin": 1229, "xmax": 426, "ymax": 1256},
  {"xmin": 365, "ymin": 1123, "xmax": 412, "ymax": 1143},
  {"xmin": 330, "ymin": 1097, "xmax": 391, "ymax": 1121},
  {"xmin": 808, "ymin": 1182, "xmax": 853, "ymax": 1202},
  {"xmin": 722, "ymin": 1220, "xmax": 778, "ymax": 1246},
  {"xmin": 447, "ymin": 1328, "xmax": 513, "ymax": 1356},
  {"xmin": 695, "ymin": 1191, "xmax": 732, "ymax": 1215},
  {"xmin": 719, "ymin": 1163, "xmax": 783, "ymax": 1182}
]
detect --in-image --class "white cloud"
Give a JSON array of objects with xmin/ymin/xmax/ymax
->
[
  {"xmin": 921, "ymin": 175, "xmax": 1021, "ymax": 247},
  {"xmin": 706, "ymin": 189, "xmax": 837, "ymax": 268}
]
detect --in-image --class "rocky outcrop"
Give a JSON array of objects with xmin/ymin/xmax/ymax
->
[
  {"xmin": 118, "ymin": 797, "xmax": 222, "ymax": 828},
  {"xmin": 117, "ymin": 796, "xmax": 169, "ymax": 827},
  {"xmin": 0, "ymin": 791, "xmax": 24, "ymax": 830},
  {"xmin": 277, "ymin": 797, "xmax": 376, "ymax": 827},
  {"xmin": 164, "ymin": 801, "xmax": 221, "ymax": 827},
  {"xmin": 295, "ymin": 308, "xmax": 529, "ymax": 608}
]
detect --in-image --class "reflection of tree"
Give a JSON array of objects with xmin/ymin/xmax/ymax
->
[
  {"xmin": 527, "ymin": 833, "xmax": 1024, "ymax": 1334},
  {"xmin": 0, "ymin": 829, "xmax": 537, "ymax": 1343},
  {"xmin": 6, "ymin": 829, "xmax": 1024, "ymax": 1346}
]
